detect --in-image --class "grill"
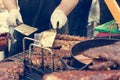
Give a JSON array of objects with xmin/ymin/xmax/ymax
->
[
  {"xmin": 3, "ymin": 49, "xmax": 71, "ymax": 80},
  {"xmin": 5, "ymin": 34, "xmax": 120, "ymax": 80},
  {"xmin": 0, "ymin": 36, "xmax": 74, "ymax": 80},
  {"xmin": 20, "ymin": 66, "xmax": 43, "ymax": 80}
]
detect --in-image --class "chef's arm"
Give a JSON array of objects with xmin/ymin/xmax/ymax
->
[
  {"xmin": 51, "ymin": 0, "xmax": 79, "ymax": 29},
  {"xmin": 2, "ymin": 0, "xmax": 23, "ymax": 26},
  {"xmin": 56, "ymin": 0, "xmax": 79, "ymax": 15},
  {"xmin": 2, "ymin": 0, "xmax": 18, "ymax": 12}
]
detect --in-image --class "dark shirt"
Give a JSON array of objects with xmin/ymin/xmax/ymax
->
[{"xmin": 18, "ymin": 0, "xmax": 61, "ymax": 31}]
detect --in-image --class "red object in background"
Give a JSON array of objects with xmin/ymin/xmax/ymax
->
[
  {"xmin": 96, "ymin": 32, "xmax": 120, "ymax": 37},
  {"xmin": 0, "ymin": 33, "xmax": 8, "ymax": 51}
]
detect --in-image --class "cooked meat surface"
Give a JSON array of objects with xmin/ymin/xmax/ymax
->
[
  {"xmin": 0, "ymin": 72, "xmax": 19, "ymax": 80},
  {"xmin": 55, "ymin": 34, "xmax": 90, "ymax": 41},
  {"xmin": 82, "ymin": 42, "xmax": 120, "ymax": 65},
  {"xmin": 89, "ymin": 60, "xmax": 115, "ymax": 70},
  {"xmin": 53, "ymin": 40, "xmax": 80, "ymax": 50},
  {"xmin": 43, "ymin": 70, "xmax": 120, "ymax": 80},
  {"xmin": 0, "ymin": 34, "xmax": 8, "ymax": 51},
  {"xmin": 0, "ymin": 61, "xmax": 24, "ymax": 75}
]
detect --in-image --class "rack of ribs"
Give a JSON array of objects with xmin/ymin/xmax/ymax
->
[{"xmin": 43, "ymin": 70, "xmax": 120, "ymax": 80}]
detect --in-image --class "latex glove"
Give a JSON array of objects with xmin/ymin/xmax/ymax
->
[
  {"xmin": 51, "ymin": 9, "xmax": 67, "ymax": 29},
  {"xmin": 0, "ymin": 51, "xmax": 4, "ymax": 61},
  {"xmin": 7, "ymin": 9, "xmax": 23, "ymax": 26},
  {"xmin": 0, "ymin": 25, "xmax": 9, "ymax": 34}
]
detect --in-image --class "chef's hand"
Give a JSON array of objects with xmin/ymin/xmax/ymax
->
[
  {"xmin": 7, "ymin": 9, "xmax": 23, "ymax": 26},
  {"xmin": 51, "ymin": 9, "xmax": 67, "ymax": 29}
]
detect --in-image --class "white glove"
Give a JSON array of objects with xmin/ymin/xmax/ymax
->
[
  {"xmin": 0, "ymin": 25, "xmax": 9, "ymax": 34},
  {"xmin": 7, "ymin": 9, "xmax": 23, "ymax": 26},
  {"xmin": 0, "ymin": 51, "xmax": 4, "ymax": 61},
  {"xmin": 51, "ymin": 9, "xmax": 67, "ymax": 29}
]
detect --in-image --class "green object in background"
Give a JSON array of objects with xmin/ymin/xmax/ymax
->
[{"xmin": 94, "ymin": 20, "xmax": 120, "ymax": 34}]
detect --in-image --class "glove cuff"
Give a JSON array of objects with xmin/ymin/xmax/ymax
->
[
  {"xmin": 0, "ymin": 25, "xmax": 9, "ymax": 34},
  {"xmin": 9, "ymin": 9, "xmax": 19, "ymax": 14},
  {"xmin": 53, "ymin": 9, "xmax": 66, "ymax": 16}
]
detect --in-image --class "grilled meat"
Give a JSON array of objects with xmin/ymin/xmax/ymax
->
[
  {"xmin": 53, "ymin": 40, "xmax": 80, "ymax": 50},
  {"xmin": 53, "ymin": 34, "xmax": 90, "ymax": 50},
  {"xmin": 43, "ymin": 70, "xmax": 120, "ymax": 80},
  {"xmin": 56, "ymin": 34, "xmax": 90, "ymax": 41},
  {"xmin": 0, "ymin": 61, "xmax": 24, "ymax": 75},
  {"xmin": 25, "ymin": 54, "xmax": 69, "ymax": 70},
  {"xmin": 89, "ymin": 60, "xmax": 115, "ymax": 70},
  {"xmin": 82, "ymin": 42, "xmax": 120, "ymax": 65},
  {"xmin": 0, "ymin": 71, "xmax": 19, "ymax": 80},
  {"xmin": 33, "ymin": 47, "xmax": 71, "ymax": 58},
  {"xmin": 0, "ymin": 72, "xmax": 19, "ymax": 80},
  {"xmin": 0, "ymin": 34, "xmax": 8, "ymax": 51}
]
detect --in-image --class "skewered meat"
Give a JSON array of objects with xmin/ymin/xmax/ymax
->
[
  {"xmin": 56, "ymin": 34, "xmax": 90, "ymax": 41},
  {"xmin": 0, "ymin": 72, "xmax": 19, "ymax": 80},
  {"xmin": 0, "ymin": 61, "xmax": 24, "ymax": 75},
  {"xmin": 43, "ymin": 70, "xmax": 120, "ymax": 80}
]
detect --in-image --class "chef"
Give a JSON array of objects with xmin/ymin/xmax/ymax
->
[{"xmin": 2, "ymin": 0, "xmax": 79, "ymax": 56}]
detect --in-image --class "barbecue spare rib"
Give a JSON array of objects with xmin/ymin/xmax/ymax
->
[{"xmin": 43, "ymin": 70, "xmax": 120, "ymax": 80}]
